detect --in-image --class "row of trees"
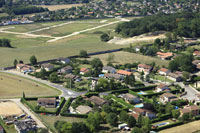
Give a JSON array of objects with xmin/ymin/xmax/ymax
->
[
  {"xmin": 116, "ymin": 12, "xmax": 200, "ymax": 38},
  {"xmin": 0, "ymin": 38, "xmax": 12, "ymax": 48}
]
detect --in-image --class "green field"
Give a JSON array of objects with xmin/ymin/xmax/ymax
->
[
  {"xmin": 0, "ymin": 18, "xmax": 128, "ymax": 68},
  {"xmin": 0, "ymin": 72, "xmax": 60, "ymax": 98}
]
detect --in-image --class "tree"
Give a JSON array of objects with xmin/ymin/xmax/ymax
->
[
  {"xmin": 165, "ymin": 102, "xmax": 174, "ymax": 114},
  {"xmin": 49, "ymin": 72, "xmax": 59, "ymax": 83},
  {"xmin": 106, "ymin": 112, "xmax": 118, "ymax": 127},
  {"xmin": 119, "ymin": 111, "xmax": 129, "ymax": 122},
  {"xmin": 127, "ymin": 116, "xmax": 136, "ymax": 128},
  {"xmin": 100, "ymin": 33, "xmax": 110, "ymax": 42},
  {"xmin": 30, "ymin": 55, "xmax": 37, "ymax": 65},
  {"xmin": 172, "ymin": 110, "xmax": 180, "ymax": 119},
  {"xmin": 131, "ymin": 127, "xmax": 142, "ymax": 133},
  {"xmin": 22, "ymin": 91, "xmax": 25, "ymax": 98},
  {"xmin": 14, "ymin": 59, "xmax": 18, "ymax": 67},
  {"xmin": 72, "ymin": 122, "xmax": 90, "ymax": 133},
  {"xmin": 86, "ymin": 112, "xmax": 101, "ymax": 132},
  {"xmin": 79, "ymin": 50, "xmax": 87, "ymax": 58}
]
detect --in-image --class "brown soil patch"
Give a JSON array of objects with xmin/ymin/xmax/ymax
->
[{"xmin": 0, "ymin": 101, "xmax": 23, "ymax": 116}]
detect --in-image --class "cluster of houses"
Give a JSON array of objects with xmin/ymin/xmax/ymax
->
[{"xmin": 0, "ymin": 18, "xmax": 33, "ymax": 26}]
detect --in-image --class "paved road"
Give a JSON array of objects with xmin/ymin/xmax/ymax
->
[
  {"xmin": 3, "ymin": 70, "xmax": 86, "ymax": 98},
  {"xmin": 10, "ymin": 99, "xmax": 45, "ymax": 128}
]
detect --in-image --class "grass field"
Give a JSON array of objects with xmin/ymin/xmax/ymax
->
[
  {"xmin": 0, "ymin": 72, "xmax": 60, "ymax": 98},
  {"xmin": 160, "ymin": 120, "xmax": 200, "ymax": 133},
  {"xmin": 38, "ymin": 115, "xmax": 85, "ymax": 133},
  {"xmin": 88, "ymin": 51, "xmax": 169, "ymax": 67},
  {"xmin": 38, "ymin": 4, "xmax": 83, "ymax": 11}
]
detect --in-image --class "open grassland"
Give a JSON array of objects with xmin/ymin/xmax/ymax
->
[
  {"xmin": 0, "ymin": 72, "xmax": 60, "ymax": 98},
  {"xmin": 160, "ymin": 120, "xmax": 200, "ymax": 133},
  {"xmin": 38, "ymin": 115, "xmax": 85, "ymax": 133},
  {"xmin": 88, "ymin": 51, "xmax": 169, "ymax": 66},
  {"xmin": 38, "ymin": 4, "xmax": 83, "ymax": 11}
]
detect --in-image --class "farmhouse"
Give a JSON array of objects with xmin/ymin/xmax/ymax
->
[
  {"xmin": 102, "ymin": 66, "xmax": 116, "ymax": 73},
  {"xmin": 180, "ymin": 105, "xmax": 199, "ymax": 117},
  {"xmin": 76, "ymin": 105, "xmax": 92, "ymax": 114},
  {"xmin": 88, "ymin": 96, "xmax": 107, "ymax": 106},
  {"xmin": 137, "ymin": 64, "xmax": 152, "ymax": 74},
  {"xmin": 158, "ymin": 68, "xmax": 171, "ymax": 76},
  {"xmin": 155, "ymin": 84, "xmax": 171, "ymax": 92},
  {"xmin": 16, "ymin": 64, "xmax": 33, "ymax": 73},
  {"xmin": 117, "ymin": 70, "xmax": 132, "ymax": 76},
  {"xmin": 122, "ymin": 93, "xmax": 140, "ymax": 104},
  {"xmin": 160, "ymin": 93, "xmax": 179, "ymax": 104},
  {"xmin": 37, "ymin": 98, "xmax": 56, "ymax": 108},
  {"xmin": 57, "ymin": 57, "xmax": 70, "ymax": 64},
  {"xmin": 41, "ymin": 64, "xmax": 54, "ymax": 71},
  {"xmin": 80, "ymin": 68, "xmax": 89, "ymax": 75},
  {"xmin": 156, "ymin": 52, "xmax": 173, "ymax": 60},
  {"xmin": 58, "ymin": 66, "xmax": 72, "ymax": 74}
]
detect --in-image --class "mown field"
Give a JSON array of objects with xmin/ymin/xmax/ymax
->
[
  {"xmin": 88, "ymin": 51, "xmax": 169, "ymax": 67},
  {"xmin": 0, "ymin": 18, "xmax": 127, "ymax": 68},
  {"xmin": 0, "ymin": 72, "xmax": 60, "ymax": 98},
  {"xmin": 38, "ymin": 4, "xmax": 84, "ymax": 11}
]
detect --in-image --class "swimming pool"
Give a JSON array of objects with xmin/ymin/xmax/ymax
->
[
  {"xmin": 138, "ymin": 91, "xmax": 147, "ymax": 95},
  {"xmin": 134, "ymin": 103, "xmax": 144, "ymax": 108},
  {"xmin": 155, "ymin": 122, "xmax": 169, "ymax": 127}
]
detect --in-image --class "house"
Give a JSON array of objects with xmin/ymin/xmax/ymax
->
[
  {"xmin": 156, "ymin": 52, "xmax": 173, "ymax": 60},
  {"xmin": 37, "ymin": 98, "xmax": 56, "ymax": 108},
  {"xmin": 180, "ymin": 105, "xmax": 199, "ymax": 117},
  {"xmin": 102, "ymin": 66, "xmax": 116, "ymax": 73},
  {"xmin": 57, "ymin": 57, "xmax": 70, "ymax": 64},
  {"xmin": 90, "ymin": 78, "xmax": 98, "ymax": 91},
  {"xmin": 158, "ymin": 68, "xmax": 171, "ymax": 76},
  {"xmin": 80, "ymin": 68, "xmax": 89, "ymax": 75},
  {"xmin": 104, "ymin": 73, "xmax": 124, "ymax": 80},
  {"xmin": 88, "ymin": 96, "xmax": 107, "ymax": 106},
  {"xmin": 41, "ymin": 64, "xmax": 54, "ymax": 71},
  {"xmin": 14, "ymin": 120, "xmax": 37, "ymax": 133},
  {"xmin": 64, "ymin": 74, "xmax": 78, "ymax": 80},
  {"xmin": 58, "ymin": 66, "xmax": 72, "ymax": 74},
  {"xmin": 132, "ymin": 108, "xmax": 156, "ymax": 119},
  {"xmin": 0, "ymin": 125, "xmax": 4, "ymax": 133},
  {"xmin": 137, "ymin": 64, "xmax": 152, "ymax": 74},
  {"xmin": 16, "ymin": 64, "xmax": 33, "ymax": 73},
  {"xmin": 76, "ymin": 105, "xmax": 92, "ymax": 114},
  {"xmin": 160, "ymin": 93, "xmax": 179, "ymax": 104},
  {"xmin": 155, "ymin": 84, "xmax": 171, "ymax": 92},
  {"xmin": 193, "ymin": 51, "xmax": 200, "ymax": 57},
  {"xmin": 167, "ymin": 71, "xmax": 183, "ymax": 82},
  {"xmin": 122, "ymin": 93, "xmax": 140, "ymax": 104},
  {"xmin": 132, "ymin": 108, "xmax": 145, "ymax": 115},
  {"xmin": 117, "ymin": 70, "xmax": 132, "ymax": 76}
]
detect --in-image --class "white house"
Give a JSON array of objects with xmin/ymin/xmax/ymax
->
[
  {"xmin": 102, "ymin": 66, "xmax": 116, "ymax": 73},
  {"xmin": 158, "ymin": 68, "xmax": 171, "ymax": 76}
]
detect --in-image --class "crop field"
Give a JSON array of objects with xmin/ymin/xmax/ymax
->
[
  {"xmin": 87, "ymin": 51, "xmax": 169, "ymax": 67},
  {"xmin": 0, "ymin": 18, "xmax": 136, "ymax": 68},
  {"xmin": 38, "ymin": 4, "xmax": 84, "ymax": 11},
  {"xmin": 0, "ymin": 72, "xmax": 60, "ymax": 98}
]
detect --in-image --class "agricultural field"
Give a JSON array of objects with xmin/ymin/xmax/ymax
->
[
  {"xmin": 0, "ymin": 18, "xmax": 128, "ymax": 68},
  {"xmin": 0, "ymin": 72, "xmax": 60, "ymax": 98},
  {"xmin": 37, "ymin": 4, "xmax": 84, "ymax": 11},
  {"xmin": 87, "ymin": 51, "xmax": 169, "ymax": 66}
]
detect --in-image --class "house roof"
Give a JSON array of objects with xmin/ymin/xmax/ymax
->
[
  {"xmin": 192, "ymin": 60, "xmax": 200, "ymax": 65},
  {"xmin": 41, "ymin": 63, "xmax": 54, "ymax": 68},
  {"xmin": 38, "ymin": 98, "xmax": 56, "ymax": 105},
  {"xmin": 16, "ymin": 64, "xmax": 26, "ymax": 68},
  {"xmin": 138, "ymin": 64, "xmax": 152, "ymax": 70},
  {"xmin": 193, "ymin": 51, "xmax": 200, "ymax": 56},
  {"xmin": 132, "ymin": 108, "xmax": 145, "ymax": 114},
  {"xmin": 160, "ymin": 93, "xmax": 177, "ymax": 98},
  {"xmin": 117, "ymin": 70, "xmax": 132, "ymax": 76},
  {"xmin": 104, "ymin": 73, "xmax": 122, "ymax": 80},
  {"xmin": 157, "ymin": 84, "xmax": 168, "ymax": 89},
  {"xmin": 80, "ymin": 68, "xmax": 89, "ymax": 73},
  {"xmin": 76, "ymin": 105, "xmax": 92, "ymax": 114},
  {"xmin": 184, "ymin": 105, "xmax": 199, "ymax": 111},
  {"xmin": 61, "ymin": 66, "xmax": 72, "ymax": 71},
  {"xmin": 168, "ymin": 73, "xmax": 181, "ymax": 79},
  {"xmin": 123, "ymin": 93, "xmax": 138, "ymax": 100},
  {"xmin": 88, "ymin": 96, "xmax": 107, "ymax": 106},
  {"xmin": 156, "ymin": 52, "xmax": 173, "ymax": 57},
  {"xmin": 180, "ymin": 108, "xmax": 190, "ymax": 114},
  {"xmin": 158, "ymin": 68, "xmax": 169, "ymax": 73},
  {"xmin": 103, "ymin": 66, "xmax": 115, "ymax": 72},
  {"xmin": 129, "ymin": 113, "xmax": 139, "ymax": 119},
  {"xmin": 64, "ymin": 74, "xmax": 77, "ymax": 79}
]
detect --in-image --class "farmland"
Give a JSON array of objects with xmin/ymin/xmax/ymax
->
[
  {"xmin": 37, "ymin": 4, "xmax": 84, "ymax": 11},
  {"xmin": 0, "ymin": 72, "xmax": 60, "ymax": 98}
]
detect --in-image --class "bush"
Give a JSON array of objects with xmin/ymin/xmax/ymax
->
[
  {"xmin": 151, "ymin": 113, "xmax": 172, "ymax": 123},
  {"xmin": 60, "ymin": 98, "xmax": 73, "ymax": 114},
  {"xmin": 84, "ymin": 92, "xmax": 99, "ymax": 97}
]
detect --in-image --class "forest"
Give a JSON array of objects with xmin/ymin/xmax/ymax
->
[{"xmin": 115, "ymin": 12, "xmax": 200, "ymax": 38}]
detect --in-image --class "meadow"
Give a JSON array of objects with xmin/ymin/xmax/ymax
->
[
  {"xmin": 38, "ymin": 4, "xmax": 84, "ymax": 11},
  {"xmin": 0, "ymin": 72, "xmax": 60, "ymax": 98}
]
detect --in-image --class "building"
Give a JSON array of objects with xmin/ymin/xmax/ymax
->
[
  {"xmin": 193, "ymin": 51, "xmax": 200, "ymax": 57},
  {"xmin": 57, "ymin": 57, "xmax": 70, "ymax": 64},
  {"xmin": 90, "ymin": 78, "xmax": 98, "ymax": 91},
  {"xmin": 137, "ymin": 64, "xmax": 152, "ymax": 74},
  {"xmin": 180, "ymin": 105, "xmax": 199, "ymax": 117},
  {"xmin": 0, "ymin": 125, "xmax": 4, "ymax": 133},
  {"xmin": 117, "ymin": 70, "xmax": 132, "ymax": 76},
  {"xmin": 16, "ymin": 64, "xmax": 33, "ymax": 73},
  {"xmin": 132, "ymin": 108, "xmax": 156, "ymax": 119},
  {"xmin": 155, "ymin": 84, "xmax": 171, "ymax": 92},
  {"xmin": 41, "ymin": 64, "xmax": 54, "ymax": 71},
  {"xmin": 158, "ymin": 68, "xmax": 171, "ymax": 76},
  {"xmin": 14, "ymin": 120, "xmax": 37, "ymax": 133},
  {"xmin": 122, "ymin": 93, "xmax": 140, "ymax": 104},
  {"xmin": 37, "ymin": 98, "xmax": 56, "ymax": 108},
  {"xmin": 104, "ymin": 73, "xmax": 124, "ymax": 80},
  {"xmin": 156, "ymin": 52, "xmax": 173, "ymax": 60},
  {"xmin": 80, "ymin": 68, "xmax": 89, "ymax": 75},
  {"xmin": 88, "ymin": 96, "xmax": 107, "ymax": 106},
  {"xmin": 160, "ymin": 93, "xmax": 179, "ymax": 104},
  {"xmin": 167, "ymin": 71, "xmax": 182, "ymax": 82},
  {"xmin": 58, "ymin": 66, "xmax": 72, "ymax": 74},
  {"xmin": 76, "ymin": 105, "xmax": 92, "ymax": 114},
  {"xmin": 102, "ymin": 66, "xmax": 116, "ymax": 73},
  {"xmin": 64, "ymin": 74, "xmax": 78, "ymax": 81}
]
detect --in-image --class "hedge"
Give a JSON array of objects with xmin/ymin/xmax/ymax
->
[
  {"xmin": 60, "ymin": 97, "xmax": 73, "ymax": 114},
  {"xmin": 84, "ymin": 92, "xmax": 99, "ymax": 97},
  {"xmin": 21, "ymin": 97, "xmax": 66, "ymax": 115},
  {"xmin": 152, "ymin": 121, "xmax": 183, "ymax": 132},
  {"xmin": 195, "ymin": 115, "xmax": 200, "ymax": 120},
  {"xmin": 60, "ymin": 113, "xmax": 88, "ymax": 118},
  {"xmin": 24, "ymin": 96, "xmax": 59, "ymax": 100},
  {"xmin": 131, "ymin": 85, "xmax": 157, "ymax": 92},
  {"xmin": 151, "ymin": 113, "xmax": 172, "ymax": 123}
]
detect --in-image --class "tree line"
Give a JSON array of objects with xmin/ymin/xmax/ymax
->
[
  {"xmin": 0, "ymin": 39, "xmax": 12, "ymax": 48},
  {"xmin": 115, "ymin": 12, "xmax": 200, "ymax": 38}
]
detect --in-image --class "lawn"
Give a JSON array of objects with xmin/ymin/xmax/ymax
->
[
  {"xmin": 38, "ymin": 114, "xmax": 85, "ymax": 133},
  {"xmin": 160, "ymin": 120, "xmax": 200, "ymax": 133},
  {"xmin": 152, "ymin": 75, "xmax": 173, "ymax": 83},
  {"xmin": 88, "ymin": 51, "xmax": 169, "ymax": 66},
  {"xmin": 0, "ymin": 72, "xmax": 60, "ymax": 98},
  {"xmin": 38, "ymin": 4, "xmax": 83, "ymax": 11}
]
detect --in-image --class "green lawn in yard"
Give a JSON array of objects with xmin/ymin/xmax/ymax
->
[
  {"xmin": 153, "ymin": 75, "xmax": 173, "ymax": 83},
  {"xmin": 38, "ymin": 114, "xmax": 85, "ymax": 133}
]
